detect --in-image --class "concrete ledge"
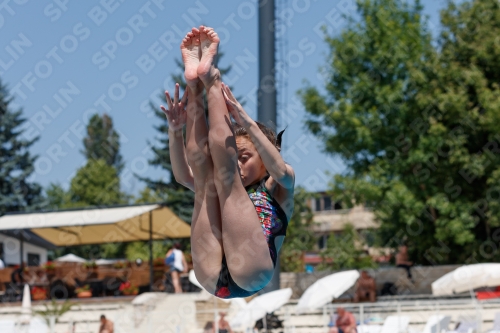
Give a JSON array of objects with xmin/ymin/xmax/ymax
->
[{"xmin": 280, "ymin": 265, "xmax": 461, "ymax": 299}]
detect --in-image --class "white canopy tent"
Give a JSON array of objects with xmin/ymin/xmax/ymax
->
[
  {"xmin": 0, "ymin": 204, "xmax": 191, "ymax": 290},
  {"xmin": 0, "ymin": 204, "xmax": 190, "ymax": 245},
  {"xmin": 95, "ymin": 258, "xmax": 118, "ymax": 266},
  {"xmin": 55, "ymin": 254, "xmax": 86, "ymax": 263}
]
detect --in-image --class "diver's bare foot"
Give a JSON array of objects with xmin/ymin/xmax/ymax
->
[
  {"xmin": 181, "ymin": 28, "xmax": 201, "ymax": 88},
  {"xmin": 197, "ymin": 26, "xmax": 220, "ymax": 87}
]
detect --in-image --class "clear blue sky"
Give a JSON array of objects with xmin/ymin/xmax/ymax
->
[{"xmin": 1, "ymin": 0, "xmax": 448, "ymax": 196}]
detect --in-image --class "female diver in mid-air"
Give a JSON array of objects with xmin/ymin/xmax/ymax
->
[{"xmin": 161, "ymin": 26, "xmax": 295, "ymax": 298}]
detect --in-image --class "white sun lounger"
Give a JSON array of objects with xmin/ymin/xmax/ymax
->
[
  {"xmin": 359, "ymin": 316, "xmax": 410, "ymax": 333},
  {"xmin": 446, "ymin": 318, "xmax": 478, "ymax": 333},
  {"xmin": 381, "ymin": 316, "xmax": 411, "ymax": 333},
  {"xmin": 488, "ymin": 313, "xmax": 500, "ymax": 333},
  {"xmin": 0, "ymin": 319, "xmax": 16, "ymax": 333},
  {"xmin": 420, "ymin": 315, "xmax": 451, "ymax": 333},
  {"xmin": 29, "ymin": 317, "xmax": 48, "ymax": 333}
]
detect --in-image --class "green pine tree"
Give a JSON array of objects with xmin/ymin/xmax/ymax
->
[
  {"xmin": 0, "ymin": 78, "xmax": 44, "ymax": 215},
  {"xmin": 82, "ymin": 113, "xmax": 124, "ymax": 173}
]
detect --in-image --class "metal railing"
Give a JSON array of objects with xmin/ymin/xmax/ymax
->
[
  {"xmin": 195, "ymin": 297, "xmax": 500, "ymax": 333},
  {"xmin": 280, "ymin": 298, "xmax": 499, "ymax": 333}
]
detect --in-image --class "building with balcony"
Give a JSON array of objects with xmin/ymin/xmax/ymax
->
[{"xmin": 304, "ymin": 192, "xmax": 390, "ymax": 269}]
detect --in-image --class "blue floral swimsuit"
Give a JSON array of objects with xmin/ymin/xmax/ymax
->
[{"xmin": 214, "ymin": 177, "xmax": 289, "ymax": 299}]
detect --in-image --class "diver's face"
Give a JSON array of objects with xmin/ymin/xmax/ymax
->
[{"xmin": 236, "ymin": 137, "xmax": 266, "ymax": 187}]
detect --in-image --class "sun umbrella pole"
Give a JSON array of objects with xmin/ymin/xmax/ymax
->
[
  {"xmin": 323, "ymin": 305, "xmax": 327, "ymax": 333},
  {"xmin": 285, "ymin": 306, "xmax": 290, "ymax": 333},
  {"xmin": 213, "ymin": 297, "xmax": 219, "ymax": 333},
  {"xmin": 470, "ymin": 288, "xmax": 482, "ymax": 333},
  {"xmin": 49, "ymin": 315, "xmax": 55, "ymax": 333},
  {"xmin": 148, "ymin": 304, "xmax": 152, "ymax": 332},
  {"xmin": 436, "ymin": 302, "xmax": 440, "ymax": 333},
  {"xmin": 149, "ymin": 211, "xmax": 153, "ymax": 291}
]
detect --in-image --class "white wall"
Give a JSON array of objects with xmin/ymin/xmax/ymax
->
[{"xmin": 0, "ymin": 234, "xmax": 48, "ymax": 266}]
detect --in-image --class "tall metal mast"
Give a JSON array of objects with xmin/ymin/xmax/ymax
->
[
  {"xmin": 258, "ymin": 0, "xmax": 277, "ymax": 131},
  {"xmin": 259, "ymin": 0, "xmax": 280, "ymax": 293}
]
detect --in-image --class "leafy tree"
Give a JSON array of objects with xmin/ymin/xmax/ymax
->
[
  {"xmin": 45, "ymin": 112, "xmax": 129, "ymax": 258},
  {"xmin": 82, "ymin": 113, "xmax": 124, "ymax": 173},
  {"xmin": 280, "ymin": 187, "xmax": 316, "ymax": 272},
  {"xmin": 46, "ymin": 159, "xmax": 128, "ymax": 209},
  {"xmin": 69, "ymin": 159, "xmax": 127, "ymax": 206},
  {"xmin": 319, "ymin": 224, "xmax": 376, "ymax": 270},
  {"xmin": 0, "ymin": 78, "xmax": 44, "ymax": 215},
  {"xmin": 300, "ymin": 0, "xmax": 500, "ymax": 264},
  {"xmin": 46, "ymin": 112, "xmax": 126, "ymax": 209},
  {"xmin": 426, "ymin": 0, "xmax": 500, "ymax": 257},
  {"xmin": 125, "ymin": 240, "xmax": 170, "ymax": 261}
]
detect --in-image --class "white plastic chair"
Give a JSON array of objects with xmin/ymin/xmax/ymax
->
[
  {"xmin": 446, "ymin": 318, "xmax": 478, "ymax": 333},
  {"xmin": 0, "ymin": 319, "xmax": 16, "ymax": 333},
  {"xmin": 360, "ymin": 316, "xmax": 410, "ymax": 333},
  {"xmin": 380, "ymin": 316, "xmax": 411, "ymax": 333},
  {"xmin": 488, "ymin": 313, "xmax": 500, "ymax": 333},
  {"xmin": 29, "ymin": 317, "xmax": 48, "ymax": 333},
  {"xmin": 358, "ymin": 324, "xmax": 383, "ymax": 333},
  {"xmin": 409, "ymin": 315, "xmax": 450, "ymax": 333},
  {"xmin": 422, "ymin": 315, "xmax": 451, "ymax": 333}
]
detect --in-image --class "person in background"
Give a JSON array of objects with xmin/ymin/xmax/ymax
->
[
  {"xmin": 24, "ymin": 269, "xmax": 35, "ymax": 285},
  {"xmin": 354, "ymin": 271, "xmax": 376, "ymax": 303},
  {"xmin": 35, "ymin": 269, "xmax": 49, "ymax": 285},
  {"xmin": 395, "ymin": 244, "xmax": 413, "ymax": 282},
  {"xmin": 98, "ymin": 315, "xmax": 114, "ymax": 333},
  {"xmin": 165, "ymin": 243, "xmax": 188, "ymax": 293},
  {"xmin": 10, "ymin": 263, "xmax": 25, "ymax": 285},
  {"xmin": 203, "ymin": 321, "xmax": 214, "ymax": 333},
  {"xmin": 218, "ymin": 312, "xmax": 233, "ymax": 333},
  {"xmin": 328, "ymin": 307, "xmax": 356, "ymax": 333},
  {"xmin": 66, "ymin": 322, "xmax": 76, "ymax": 333}
]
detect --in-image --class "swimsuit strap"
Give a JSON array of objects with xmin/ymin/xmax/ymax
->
[
  {"xmin": 247, "ymin": 175, "xmax": 289, "ymax": 266},
  {"xmin": 251, "ymin": 176, "xmax": 289, "ymax": 226}
]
